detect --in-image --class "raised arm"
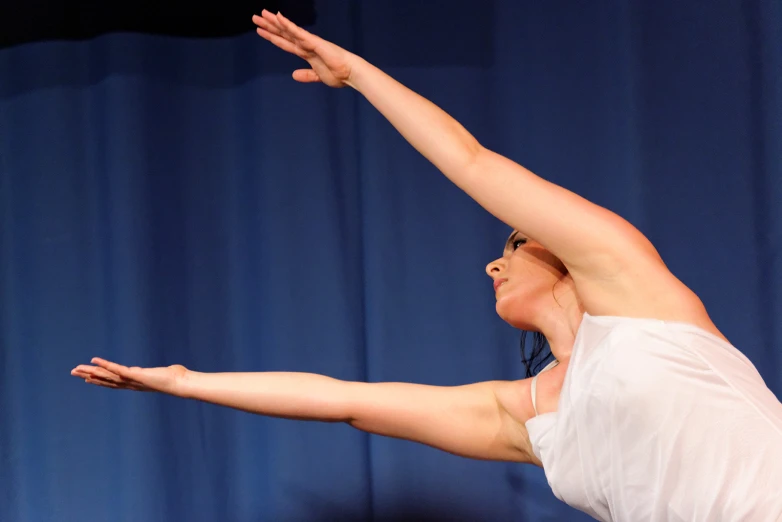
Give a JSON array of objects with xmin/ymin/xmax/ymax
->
[
  {"xmin": 72, "ymin": 358, "xmax": 537, "ymax": 463},
  {"xmin": 253, "ymin": 13, "xmax": 659, "ymax": 273},
  {"xmin": 252, "ymin": 12, "xmax": 708, "ymax": 320},
  {"xmin": 346, "ymin": 58, "xmax": 661, "ymax": 277}
]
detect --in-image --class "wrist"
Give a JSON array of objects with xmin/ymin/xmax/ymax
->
[
  {"xmin": 345, "ymin": 55, "xmax": 371, "ymax": 91},
  {"xmin": 174, "ymin": 369, "xmax": 200, "ymax": 399}
]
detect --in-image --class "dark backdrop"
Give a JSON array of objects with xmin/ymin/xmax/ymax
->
[{"xmin": 1, "ymin": 0, "xmax": 780, "ymax": 520}]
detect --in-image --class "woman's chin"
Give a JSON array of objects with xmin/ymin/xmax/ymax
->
[{"xmin": 495, "ymin": 300, "xmax": 536, "ymax": 331}]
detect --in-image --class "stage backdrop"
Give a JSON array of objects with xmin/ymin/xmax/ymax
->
[{"xmin": 1, "ymin": 0, "xmax": 780, "ymax": 520}]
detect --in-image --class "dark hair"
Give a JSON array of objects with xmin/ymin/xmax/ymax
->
[{"xmin": 520, "ymin": 330, "xmax": 555, "ymax": 378}]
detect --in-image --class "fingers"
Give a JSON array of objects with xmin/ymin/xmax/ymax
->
[
  {"xmin": 253, "ymin": 11, "xmax": 312, "ymax": 59},
  {"xmin": 275, "ymin": 12, "xmax": 303, "ymax": 37},
  {"xmin": 71, "ymin": 366, "xmax": 90, "ymax": 378},
  {"xmin": 253, "ymin": 14, "xmax": 283, "ymax": 37},
  {"xmin": 275, "ymin": 13, "xmax": 318, "ymax": 52},
  {"xmin": 79, "ymin": 358, "xmax": 137, "ymax": 382},
  {"xmin": 72, "ymin": 362, "xmax": 149, "ymax": 391},
  {"xmin": 92, "ymin": 366, "xmax": 122, "ymax": 382},
  {"xmin": 257, "ymin": 10, "xmax": 294, "ymax": 41},
  {"xmin": 72, "ymin": 363, "xmax": 128, "ymax": 384},
  {"xmin": 260, "ymin": 9, "xmax": 282, "ymax": 28},
  {"xmin": 72, "ymin": 364, "xmax": 117, "ymax": 381},
  {"xmin": 292, "ymin": 69, "xmax": 322, "ymax": 83},
  {"xmin": 254, "ymin": 11, "xmax": 317, "ymax": 52},
  {"xmin": 84, "ymin": 376, "xmax": 147, "ymax": 391},
  {"xmin": 256, "ymin": 28, "xmax": 308, "ymax": 59},
  {"xmin": 84, "ymin": 377, "xmax": 122, "ymax": 389},
  {"xmin": 90, "ymin": 357, "xmax": 136, "ymax": 380}
]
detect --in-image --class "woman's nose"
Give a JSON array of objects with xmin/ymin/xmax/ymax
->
[{"xmin": 485, "ymin": 258, "xmax": 504, "ymax": 278}]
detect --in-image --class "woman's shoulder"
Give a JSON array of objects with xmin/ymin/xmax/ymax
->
[
  {"xmin": 568, "ymin": 234, "xmax": 728, "ymax": 343},
  {"xmin": 576, "ymin": 256, "xmax": 729, "ymax": 343}
]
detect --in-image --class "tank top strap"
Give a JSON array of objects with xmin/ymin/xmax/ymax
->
[{"xmin": 531, "ymin": 359, "xmax": 560, "ymax": 416}]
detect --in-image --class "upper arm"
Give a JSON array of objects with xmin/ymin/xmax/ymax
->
[
  {"xmin": 344, "ymin": 379, "xmax": 536, "ymax": 463},
  {"xmin": 470, "ymin": 147, "xmax": 661, "ymax": 275},
  {"xmin": 469, "ymin": 148, "xmax": 707, "ymax": 319}
]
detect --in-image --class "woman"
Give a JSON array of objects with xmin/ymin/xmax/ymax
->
[{"xmin": 72, "ymin": 11, "xmax": 782, "ymax": 521}]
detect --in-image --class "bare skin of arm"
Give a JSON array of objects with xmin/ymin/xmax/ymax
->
[
  {"xmin": 70, "ymin": 12, "xmax": 724, "ymax": 470},
  {"xmin": 71, "ymin": 359, "xmax": 541, "ymax": 464},
  {"xmin": 254, "ymin": 11, "xmax": 718, "ymax": 331}
]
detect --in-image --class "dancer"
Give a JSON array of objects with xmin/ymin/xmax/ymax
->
[{"xmin": 72, "ymin": 11, "xmax": 782, "ymax": 521}]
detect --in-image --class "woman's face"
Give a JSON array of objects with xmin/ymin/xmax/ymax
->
[{"xmin": 485, "ymin": 231, "xmax": 568, "ymax": 330}]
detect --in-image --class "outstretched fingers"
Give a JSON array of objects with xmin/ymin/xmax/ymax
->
[
  {"xmin": 254, "ymin": 15, "xmax": 287, "ymax": 40},
  {"xmin": 254, "ymin": 12, "xmax": 310, "ymax": 59},
  {"xmin": 260, "ymin": 9, "xmax": 284, "ymax": 29},
  {"xmin": 85, "ymin": 377, "xmax": 147, "ymax": 391},
  {"xmin": 90, "ymin": 357, "xmax": 144, "ymax": 382},
  {"xmin": 256, "ymin": 28, "xmax": 308, "ymax": 58},
  {"xmin": 72, "ymin": 364, "xmax": 116, "ymax": 381},
  {"xmin": 254, "ymin": 11, "xmax": 283, "ymax": 35},
  {"xmin": 275, "ymin": 13, "xmax": 318, "ymax": 52},
  {"xmin": 71, "ymin": 362, "xmax": 147, "ymax": 391}
]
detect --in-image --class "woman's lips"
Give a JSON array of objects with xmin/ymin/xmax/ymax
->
[{"xmin": 493, "ymin": 278, "xmax": 508, "ymax": 292}]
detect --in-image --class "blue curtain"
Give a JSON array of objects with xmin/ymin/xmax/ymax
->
[{"xmin": 2, "ymin": 0, "xmax": 780, "ymax": 520}]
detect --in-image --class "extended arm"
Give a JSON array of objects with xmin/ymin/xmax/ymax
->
[
  {"xmin": 72, "ymin": 359, "xmax": 536, "ymax": 463},
  {"xmin": 185, "ymin": 371, "xmax": 534, "ymax": 461},
  {"xmin": 346, "ymin": 57, "xmax": 664, "ymax": 274},
  {"xmin": 254, "ymin": 11, "xmax": 707, "ymax": 319},
  {"xmin": 255, "ymin": 11, "xmax": 660, "ymax": 278}
]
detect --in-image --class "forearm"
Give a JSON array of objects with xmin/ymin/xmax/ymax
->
[
  {"xmin": 345, "ymin": 58, "xmax": 549, "ymax": 242},
  {"xmin": 347, "ymin": 57, "xmax": 483, "ymax": 179},
  {"xmin": 346, "ymin": 57, "xmax": 652, "ymax": 272},
  {"xmin": 179, "ymin": 371, "xmax": 352, "ymax": 422}
]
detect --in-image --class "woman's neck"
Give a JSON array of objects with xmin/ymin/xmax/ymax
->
[{"xmin": 536, "ymin": 275, "xmax": 584, "ymax": 361}]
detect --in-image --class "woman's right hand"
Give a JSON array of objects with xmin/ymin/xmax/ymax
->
[
  {"xmin": 252, "ymin": 10, "xmax": 358, "ymax": 88},
  {"xmin": 71, "ymin": 358, "xmax": 189, "ymax": 396}
]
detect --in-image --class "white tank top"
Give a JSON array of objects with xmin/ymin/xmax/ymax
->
[{"xmin": 525, "ymin": 312, "xmax": 782, "ymax": 521}]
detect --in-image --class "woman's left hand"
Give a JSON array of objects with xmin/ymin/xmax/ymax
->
[
  {"xmin": 71, "ymin": 358, "xmax": 189, "ymax": 396},
  {"xmin": 252, "ymin": 10, "xmax": 360, "ymax": 88}
]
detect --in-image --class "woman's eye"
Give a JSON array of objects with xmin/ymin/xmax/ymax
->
[{"xmin": 512, "ymin": 239, "xmax": 527, "ymax": 250}]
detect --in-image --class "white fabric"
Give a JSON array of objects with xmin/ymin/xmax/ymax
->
[
  {"xmin": 530, "ymin": 359, "xmax": 560, "ymax": 416},
  {"xmin": 525, "ymin": 312, "xmax": 782, "ymax": 521}
]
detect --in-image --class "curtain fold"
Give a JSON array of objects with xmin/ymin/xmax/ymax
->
[{"xmin": 1, "ymin": 0, "xmax": 779, "ymax": 520}]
